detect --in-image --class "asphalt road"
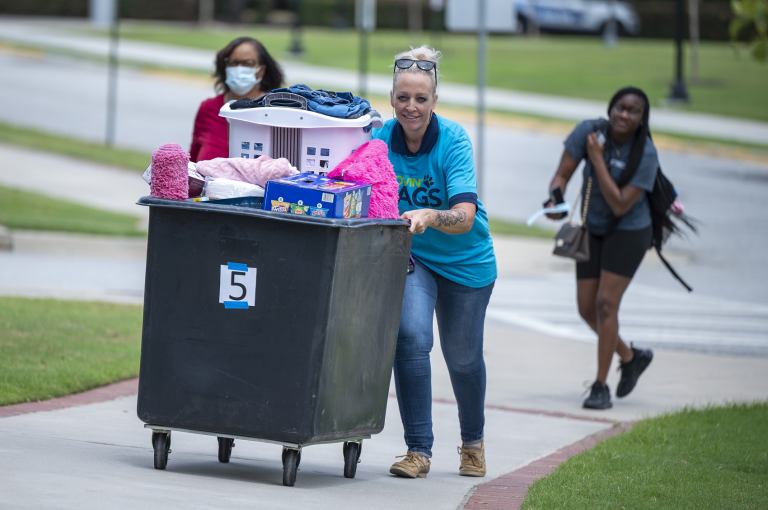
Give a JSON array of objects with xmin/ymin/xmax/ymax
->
[
  {"xmin": 2, "ymin": 50, "xmax": 766, "ymax": 305},
  {"xmin": 3, "ymin": 17, "xmax": 768, "ymax": 145}
]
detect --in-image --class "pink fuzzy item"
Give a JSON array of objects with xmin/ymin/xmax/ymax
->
[
  {"xmin": 150, "ymin": 143, "xmax": 189, "ymax": 201},
  {"xmin": 327, "ymin": 139, "xmax": 400, "ymax": 219},
  {"xmin": 196, "ymin": 156, "xmax": 298, "ymax": 188}
]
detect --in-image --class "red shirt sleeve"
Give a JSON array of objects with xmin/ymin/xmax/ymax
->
[{"xmin": 190, "ymin": 94, "xmax": 229, "ymax": 163}]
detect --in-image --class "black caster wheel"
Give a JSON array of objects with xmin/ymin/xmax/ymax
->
[
  {"xmin": 343, "ymin": 441, "xmax": 361, "ymax": 479},
  {"xmin": 152, "ymin": 432, "xmax": 171, "ymax": 470},
  {"xmin": 217, "ymin": 437, "xmax": 234, "ymax": 463},
  {"xmin": 282, "ymin": 448, "xmax": 301, "ymax": 487},
  {"xmin": 281, "ymin": 447, "xmax": 302, "ymax": 468}
]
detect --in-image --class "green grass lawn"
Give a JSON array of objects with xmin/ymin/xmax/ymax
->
[
  {"xmin": 0, "ymin": 185, "xmax": 145, "ymax": 236},
  {"xmin": 0, "ymin": 121, "xmax": 149, "ymax": 172},
  {"xmin": 0, "ymin": 298, "xmax": 143, "ymax": 406},
  {"xmin": 489, "ymin": 217, "xmax": 553, "ymax": 239},
  {"xmin": 104, "ymin": 24, "xmax": 768, "ymax": 122},
  {"xmin": 522, "ymin": 402, "xmax": 768, "ymax": 509}
]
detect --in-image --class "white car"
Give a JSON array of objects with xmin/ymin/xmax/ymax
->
[{"xmin": 514, "ymin": 0, "xmax": 641, "ymax": 36}]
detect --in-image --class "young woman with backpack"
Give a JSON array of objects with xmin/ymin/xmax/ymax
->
[{"xmin": 545, "ymin": 87, "xmax": 656, "ymax": 410}]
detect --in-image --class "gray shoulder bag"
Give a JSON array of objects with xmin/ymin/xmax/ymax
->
[{"xmin": 552, "ymin": 176, "xmax": 592, "ymax": 262}]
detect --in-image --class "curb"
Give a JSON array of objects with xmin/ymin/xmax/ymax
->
[
  {"xmin": 461, "ymin": 423, "xmax": 634, "ymax": 510},
  {"xmin": 0, "ymin": 377, "xmax": 139, "ymax": 418}
]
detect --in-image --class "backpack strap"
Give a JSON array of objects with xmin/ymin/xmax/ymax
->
[
  {"xmin": 588, "ymin": 118, "xmax": 637, "ymax": 236},
  {"xmin": 654, "ymin": 245, "xmax": 693, "ymax": 292}
]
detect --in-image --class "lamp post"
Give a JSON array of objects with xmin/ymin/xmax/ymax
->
[
  {"xmin": 358, "ymin": 28, "xmax": 369, "ymax": 97},
  {"xmin": 106, "ymin": 0, "xmax": 120, "ymax": 147},
  {"xmin": 288, "ymin": 0, "xmax": 304, "ymax": 56},
  {"xmin": 476, "ymin": 0, "xmax": 487, "ymax": 200},
  {"xmin": 429, "ymin": 0, "xmax": 444, "ymax": 49},
  {"xmin": 668, "ymin": 0, "xmax": 689, "ymax": 102},
  {"xmin": 356, "ymin": 0, "xmax": 376, "ymax": 97},
  {"xmin": 602, "ymin": 0, "xmax": 618, "ymax": 47}
]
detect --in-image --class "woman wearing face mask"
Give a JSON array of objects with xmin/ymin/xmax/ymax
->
[
  {"xmin": 189, "ymin": 36, "xmax": 284, "ymax": 163},
  {"xmin": 545, "ymin": 87, "xmax": 656, "ymax": 410},
  {"xmin": 373, "ymin": 46, "xmax": 496, "ymax": 480}
]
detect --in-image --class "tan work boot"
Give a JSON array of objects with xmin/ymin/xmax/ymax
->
[
  {"xmin": 457, "ymin": 440, "xmax": 486, "ymax": 477},
  {"xmin": 390, "ymin": 452, "xmax": 431, "ymax": 478}
]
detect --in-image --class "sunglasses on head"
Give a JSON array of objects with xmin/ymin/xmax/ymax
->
[{"xmin": 394, "ymin": 59, "xmax": 437, "ymax": 81}]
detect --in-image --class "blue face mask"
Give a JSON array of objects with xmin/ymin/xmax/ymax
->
[{"xmin": 225, "ymin": 66, "xmax": 262, "ymax": 96}]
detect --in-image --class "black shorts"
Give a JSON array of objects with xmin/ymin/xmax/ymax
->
[{"xmin": 576, "ymin": 226, "xmax": 653, "ymax": 279}]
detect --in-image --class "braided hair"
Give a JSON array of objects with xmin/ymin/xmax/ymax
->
[{"xmin": 607, "ymin": 87, "xmax": 651, "ymax": 187}]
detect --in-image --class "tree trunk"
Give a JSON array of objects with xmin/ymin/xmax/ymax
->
[{"xmin": 199, "ymin": 0, "xmax": 214, "ymax": 25}]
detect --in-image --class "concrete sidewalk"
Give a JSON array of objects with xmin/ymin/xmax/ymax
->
[
  {"xmin": 0, "ymin": 391, "xmax": 608, "ymax": 509},
  {"xmin": 1, "ymin": 17, "xmax": 767, "ymax": 145}
]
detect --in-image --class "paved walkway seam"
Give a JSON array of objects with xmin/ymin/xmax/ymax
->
[
  {"xmin": 459, "ymin": 423, "xmax": 634, "ymax": 510},
  {"xmin": 389, "ymin": 394, "xmax": 616, "ymax": 424},
  {"xmin": 4, "ymin": 385, "xmax": 613, "ymax": 425}
]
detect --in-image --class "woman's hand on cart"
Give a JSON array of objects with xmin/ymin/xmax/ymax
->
[
  {"xmin": 401, "ymin": 209, "xmax": 433, "ymax": 234},
  {"xmin": 401, "ymin": 203, "xmax": 474, "ymax": 235}
]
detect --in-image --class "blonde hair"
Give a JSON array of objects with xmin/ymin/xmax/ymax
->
[{"xmin": 392, "ymin": 45, "xmax": 442, "ymax": 95}]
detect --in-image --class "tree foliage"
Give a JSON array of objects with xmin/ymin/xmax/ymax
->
[{"xmin": 730, "ymin": 0, "xmax": 768, "ymax": 61}]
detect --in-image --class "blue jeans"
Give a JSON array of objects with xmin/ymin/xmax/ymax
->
[
  {"xmin": 394, "ymin": 259, "xmax": 495, "ymax": 458},
  {"xmin": 258, "ymin": 84, "xmax": 371, "ymax": 119}
]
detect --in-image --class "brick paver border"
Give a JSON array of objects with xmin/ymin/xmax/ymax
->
[
  {"xmin": 0, "ymin": 377, "xmax": 139, "ymax": 418},
  {"xmin": 460, "ymin": 422, "xmax": 634, "ymax": 510}
]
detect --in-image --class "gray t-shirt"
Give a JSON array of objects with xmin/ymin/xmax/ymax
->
[{"xmin": 564, "ymin": 119, "xmax": 658, "ymax": 235}]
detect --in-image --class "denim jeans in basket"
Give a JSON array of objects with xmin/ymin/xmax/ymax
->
[
  {"xmin": 394, "ymin": 258, "xmax": 495, "ymax": 458},
  {"xmin": 265, "ymin": 84, "xmax": 371, "ymax": 119}
]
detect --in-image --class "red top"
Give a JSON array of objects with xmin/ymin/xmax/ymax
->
[{"xmin": 190, "ymin": 94, "xmax": 229, "ymax": 163}]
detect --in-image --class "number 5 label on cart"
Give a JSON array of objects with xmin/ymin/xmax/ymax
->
[{"xmin": 219, "ymin": 262, "xmax": 257, "ymax": 309}]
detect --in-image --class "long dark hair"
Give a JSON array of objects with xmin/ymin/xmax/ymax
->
[
  {"xmin": 607, "ymin": 86, "xmax": 651, "ymax": 187},
  {"xmin": 213, "ymin": 37, "xmax": 284, "ymax": 95}
]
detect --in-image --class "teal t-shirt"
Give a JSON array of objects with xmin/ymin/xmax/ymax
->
[{"xmin": 373, "ymin": 115, "xmax": 497, "ymax": 288}]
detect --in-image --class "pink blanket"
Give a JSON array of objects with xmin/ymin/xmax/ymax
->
[
  {"xmin": 196, "ymin": 156, "xmax": 297, "ymax": 188},
  {"xmin": 327, "ymin": 139, "xmax": 400, "ymax": 219}
]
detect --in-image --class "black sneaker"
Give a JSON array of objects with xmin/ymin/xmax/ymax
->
[
  {"xmin": 583, "ymin": 381, "xmax": 612, "ymax": 410},
  {"xmin": 616, "ymin": 346, "xmax": 653, "ymax": 398}
]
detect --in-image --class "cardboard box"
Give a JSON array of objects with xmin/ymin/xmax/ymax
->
[{"xmin": 263, "ymin": 173, "xmax": 371, "ymax": 219}]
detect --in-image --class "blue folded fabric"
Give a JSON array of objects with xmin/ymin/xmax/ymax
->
[{"xmin": 233, "ymin": 84, "xmax": 371, "ymax": 119}]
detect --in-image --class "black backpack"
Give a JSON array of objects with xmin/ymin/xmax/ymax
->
[
  {"xmin": 593, "ymin": 119, "xmax": 697, "ymax": 291},
  {"xmin": 646, "ymin": 167, "xmax": 696, "ymax": 291}
]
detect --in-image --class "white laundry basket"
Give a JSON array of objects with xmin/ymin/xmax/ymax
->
[{"xmin": 219, "ymin": 93, "xmax": 384, "ymax": 176}]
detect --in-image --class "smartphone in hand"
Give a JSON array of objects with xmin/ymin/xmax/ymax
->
[
  {"xmin": 596, "ymin": 131, "xmax": 606, "ymax": 146},
  {"xmin": 550, "ymin": 186, "xmax": 565, "ymax": 205},
  {"xmin": 543, "ymin": 186, "xmax": 568, "ymax": 219}
]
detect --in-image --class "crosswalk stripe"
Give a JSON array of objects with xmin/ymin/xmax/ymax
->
[{"xmin": 488, "ymin": 274, "xmax": 768, "ymax": 354}]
